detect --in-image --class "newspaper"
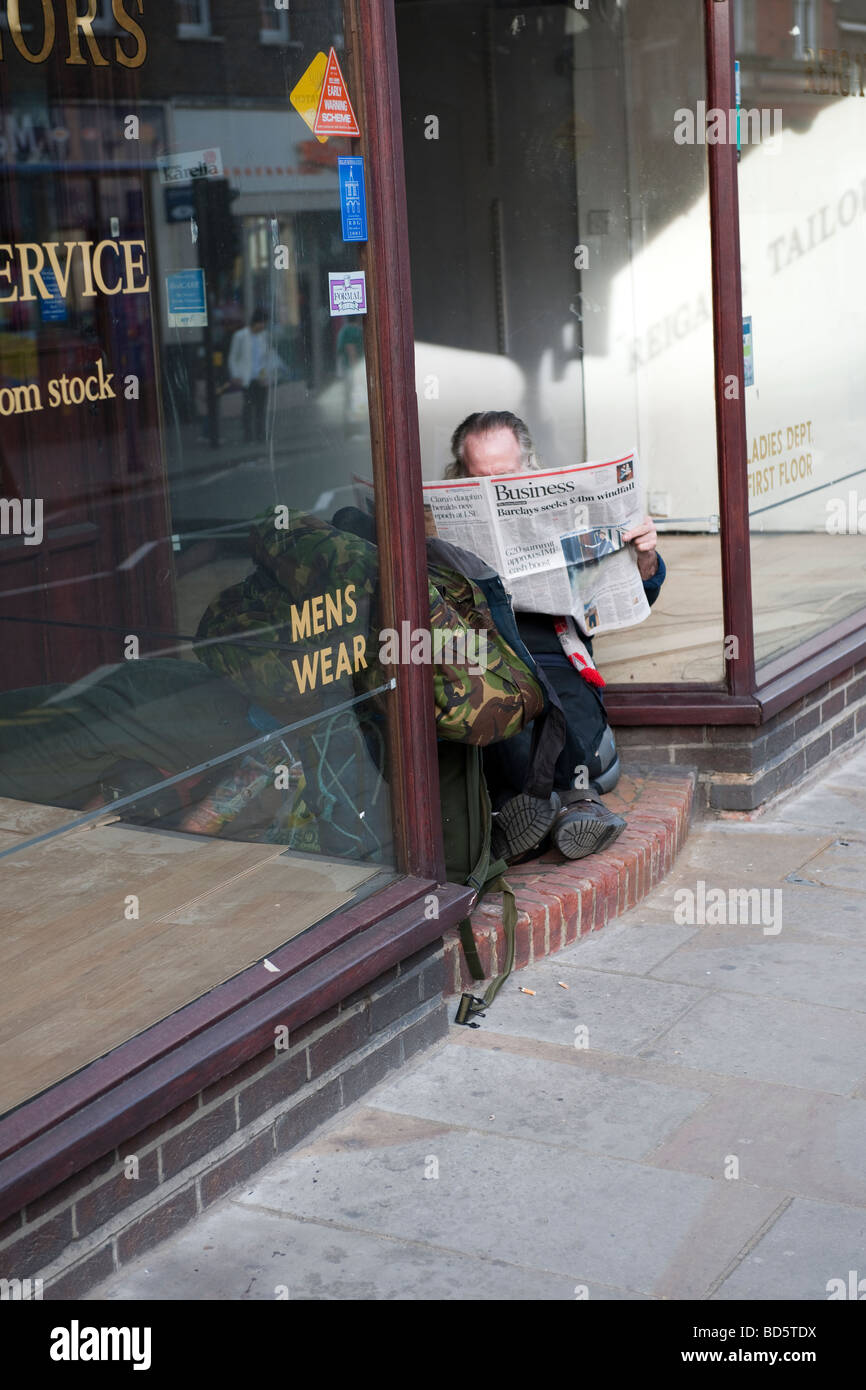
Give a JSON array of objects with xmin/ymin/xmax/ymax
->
[{"xmin": 422, "ymin": 450, "xmax": 650, "ymax": 637}]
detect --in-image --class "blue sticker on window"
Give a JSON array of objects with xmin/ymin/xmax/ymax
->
[
  {"xmin": 338, "ymin": 156, "xmax": 368, "ymax": 243},
  {"xmin": 743, "ymin": 315, "xmax": 754, "ymax": 387}
]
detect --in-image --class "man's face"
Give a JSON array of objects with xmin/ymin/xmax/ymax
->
[{"xmin": 462, "ymin": 427, "xmax": 523, "ymax": 477}]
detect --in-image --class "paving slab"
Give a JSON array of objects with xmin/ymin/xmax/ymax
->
[
  {"xmin": 235, "ymin": 1126, "xmax": 753, "ymax": 1297},
  {"xmin": 649, "ymin": 938, "xmax": 866, "ymax": 1013},
  {"xmin": 556, "ymin": 918, "xmax": 698, "ymax": 975},
  {"xmin": 798, "ymin": 837, "xmax": 866, "ymax": 895},
  {"xmin": 671, "ymin": 827, "xmax": 836, "ymax": 883},
  {"xmin": 713, "ymin": 1197, "xmax": 866, "ymax": 1301},
  {"xmin": 640, "ymin": 990, "xmax": 866, "ymax": 1095},
  {"xmin": 369, "ymin": 1043, "xmax": 710, "ymax": 1161},
  {"xmin": 87, "ymin": 1202, "xmax": 602, "ymax": 1302},
  {"xmin": 651, "ymin": 1079, "xmax": 866, "ymax": 1207},
  {"xmin": 464, "ymin": 959, "xmax": 703, "ymax": 1055},
  {"xmin": 745, "ymin": 884, "xmax": 866, "ymax": 945}
]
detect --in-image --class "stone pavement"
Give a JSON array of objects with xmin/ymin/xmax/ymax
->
[{"xmin": 88, "ymin": 744, "xmax": 866, "ymax": 1301}]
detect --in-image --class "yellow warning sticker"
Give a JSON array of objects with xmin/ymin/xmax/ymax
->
[{"xmin": 290, "ymin": 52, "xmax": 329, "ymax": 143}]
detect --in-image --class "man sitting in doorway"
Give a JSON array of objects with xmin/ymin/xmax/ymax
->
[{"xmin": 445, "ymin": 410, "xmax": 667, "ymax": 861}]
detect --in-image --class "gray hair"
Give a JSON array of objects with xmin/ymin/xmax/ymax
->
[{"xmin": 445, "ymin": 411, "xmax": 537, "ymax": 478}]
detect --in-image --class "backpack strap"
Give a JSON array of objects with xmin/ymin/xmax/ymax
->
[
  {"xmin": 453, "ymin": 745, "xmax": 518, "ymax": 1025},
  {"xmin": 426, "ymin": 537, "xmax": 567, "ymax": 801},
  {"xmin": 455, "ymin": 877, "xmax": 517, "ymax": 1024}
]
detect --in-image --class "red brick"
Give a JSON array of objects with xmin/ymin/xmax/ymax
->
[
  {"xmin": 530, "ymin": 904, "xmax": 547, "ymax": 961},
  {"xmin": 273, "ymin": 1078, "xmax": 342, "ymax": 1155},
  {"xmin": 199, "ymin": 1130, "xmax": 275, "ymax": 1209},
  {"xmin": 821, "ymin": 690, "xmax": 845, "ymax": 721},
  {"xmin": 512, "ymin": 890, "xmax": 548, "ymax": 963},
  {"xmin": 402, "ymin": 1003, "xmax": 449, "ymax": 1059},
  {"xmin": 514, "ymin": 912, "xmax": 532, "ymax": 969},
  {"xmin": 642, "ymin": 808, "xmax": 679, "ymax": 835},
  {"xmin": 117, "ymin": 1186, "xmax": 197, "ymax": 1265},
  {"xmin": 75, "ymin": 1151, "xmax": 160, "ymax": 1237},
  {"xmin": 370, "ymin": 973, "xmax": 423, "ymax": 1033},
  {"xmin": 342, "ymin": 1035, "xmax": 403, "ymax": 1106},
  {"xmin": 0, "ymin": 1208, "xmax": 73, "ymax": 1278},
  {"xmin": 575, "ymin": 863, "xmax": 618, "ymax": 927},
  {"xmin": 419, "ymin": 951, "xmax": 447, "ymax": 1002},
  {"xmin": 603, "ymin": 851, "xmax": 635, "ymax": 913},
  {"xmin": 160, "ymin": 1100, "xmax": 237, "ymax": 1181},
  {"xmin": 618, "ymin": 833, "xmax": 649, "ymax": 900},
  {"xmin": 44, "ymin": 1245, "xmax": 115, "ymax": 1300},
  {"xmin": 542, "ymin": 893, "xmax": 564, "ymax": 952},
  {"xmin": 553, "ymin": 885, "xmax": 585, "ymax": 943},
  {"xmin": 443, "ymin": 937, "xmax": 462, "ymax": 994},
  {"xmin": 236, "ymin": 1050, "xmax": 308, "ymax": 1127},
  {"xmin": 307, "ymin": 1007, "xmax": 371, "ymax": 1080}
]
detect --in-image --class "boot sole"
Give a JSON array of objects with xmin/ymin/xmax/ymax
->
[
  {"xmin": 495, "ymin": 792, "xmax": 561, "ymax": 858},
  {"xmin": 553, "ymin": 813, "xmax": 625, "ymax": 861}
]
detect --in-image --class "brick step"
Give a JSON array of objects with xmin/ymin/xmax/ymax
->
[{"xmin": 443, "ymin": 766, "xmax": 695, "ymax": 994}]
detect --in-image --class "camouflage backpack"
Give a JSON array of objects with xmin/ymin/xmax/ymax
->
[{"xmin": 195, "ymin": 508, "xmax": 547, "ymax": 751}]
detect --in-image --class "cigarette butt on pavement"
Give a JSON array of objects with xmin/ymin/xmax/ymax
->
[
  {"xmin": 557, "ymin": 981, "xmax": 569, "ymax": 989},
  {"xmin": 519, "ymin": 987, "xmax": 536, "ymax": 996}
]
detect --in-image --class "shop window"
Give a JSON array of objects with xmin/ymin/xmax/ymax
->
[
  {"xmin": 397, "ymin": 0, "xmax": 725, "ymax": 684},
  {"xmin": 733, "ymin": 0, "xmax": 757, "ymax": 55},
  {"xmin": 260, "ymin": 2, "xmax": 291, "ymax": 45},
  {"xmin": 0, "ymin": 2, "xmax": 396, "ymax": 1119},
  {"xmin": 91, "ymin": 1, "xmax": 120, "ymax": 30},
  {"xmin": 737, "ymin": 0, "xmax": 866, "ymax": 667},
  {"xmin": 791, "ymin": 0, "xmax": 819, "ymax": 61},
  {"xmin": 177, "ymin": 0, "xmax": 212, "ymax": 40}
]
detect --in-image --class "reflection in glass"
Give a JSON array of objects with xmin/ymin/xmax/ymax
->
[
  {"xmin": 397, "ymin": 0, "xmax": 725, "ymax": 684},
  {"xmin": 0, "ymin": 3, "xmax": 394, "ymax": 1116},
  {"xmin": 737, "ymin": 0, "xmax": 866, "ymax": 666}
]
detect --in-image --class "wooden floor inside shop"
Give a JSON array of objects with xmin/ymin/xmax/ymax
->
[
  {"xmin": 593, "ymin": 532, "xmax": 866, "ymax": 684},
  {"xmin": 0, "ymin": 798, "xmax": 378, "ymax": 1115}
]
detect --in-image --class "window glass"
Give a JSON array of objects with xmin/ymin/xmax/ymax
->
[
  {"xmin": 0, "ymin": 0, "xmax": 395, "ymax": 1117},
  {"xmin": 738, "ymin": 0, "xmax": 866, "ymax": 666},
  {"xmin": 397, "ymin": 0, "xmax": 725, "ymax": 684}
]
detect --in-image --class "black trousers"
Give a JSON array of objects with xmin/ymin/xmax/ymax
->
[
  {"xmin": 242, "ymin": 381, "xmax": 267, "ymax": 442},
  {"xmin": 483, "ymin": 611, "xmax": 609, "ymax": 801}
]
